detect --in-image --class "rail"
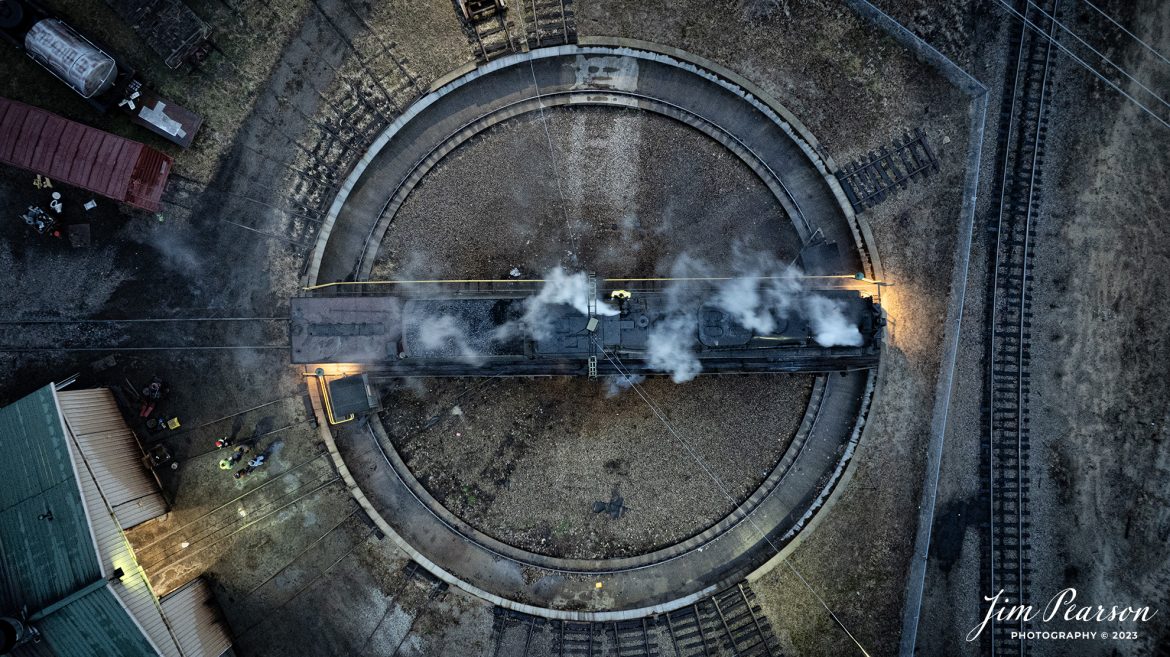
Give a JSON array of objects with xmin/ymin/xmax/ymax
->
[
  {"xmin": 489, "ymin": 582, "xmax": 781, "ymax": 656},
  {"xmin": 348, "ymin": 85, "xmax": 826, "ymax": 278},
  {"xmin": 519, "ymin": 0, "xmax": 577, "ymax": 50},
  {"xmin": 835, "ymin": 128, "xmax": 940, "ymax": 212},
  {"xmin": 0, "ymin": 316, "xmax": 288, "ymax": 352},
  {"xmin": 984, "ymin": 1, "xmax": 1060, "ymax": 655}
]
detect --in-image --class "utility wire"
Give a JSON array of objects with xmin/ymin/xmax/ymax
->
[
  {"xmin": 1023, "ymin": 0, "xmax": 1170, "ymax": 111},
  {"xmin": 244, "ymin": 506, "xmax": 364, "ymax": 597},
  {"xmin": 157, "ymin": 477, "xmax": 341, "ymax": 570},
  {"xmin": 149, "ymin": 396, "xmax": 291, "ymax": 444},
  {"xmin": 1080, "ymin": 0, "xmax": 1170, "ymax": 67},
  {"xmin": 993, "ymin": 0, "xmax": 1170, "ymax": 129},
  {"xmin": 590, "ymin": 337, "xmax": 872, "ymax": 656},
  {"xmin": 133, "ymin": 453, "xmax": 329, "ymax": 551},
  {"xmin": 0, "ymin": 317, "xmax": 285, "ymax": 324},
  {"xmin": 233, "ymin": 527, "xmax": 378, "ymax": 637},
  {"xmin": 141, "ymin": 472, "xmax": 338, "ymax": 564},
  {"xmin": 528, "ymin": 58, "xmax": 579, "ymax": 262}
]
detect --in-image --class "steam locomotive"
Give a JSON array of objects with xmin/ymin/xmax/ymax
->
[{"xmin": 290, "ymin": 280, "xmax": 885, "ymax": 377}]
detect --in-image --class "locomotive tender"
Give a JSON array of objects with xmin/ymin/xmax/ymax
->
[{"xmin": 290, "ymin": 279, "xmax": 885, "ymax": 377}]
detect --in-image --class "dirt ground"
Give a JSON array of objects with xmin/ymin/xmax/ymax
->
[
  {"xmin": 887, "ymin": 1, "xmax": 1170, "ymax": 655},
  {"xmin": 0, "ymin": 1, "xmax": 481, "ymax": 655},
  {"xmin": 1023, "ymin": 1, "xmax": 1170, "ymax": 654},
  {"xmin": 371, "ymin": 96, "xmax": 815, "ymax": 561},
  {"xmin": 384, "ymin": 374, "xmax": 812, "ymax": 559},
  {"xmin": 574, "ymin": 2, "xmax": 974, "ymax": 656},
  {"xmin": 373, "ymin": 106, "xmax": 800, "ymax": 279}
]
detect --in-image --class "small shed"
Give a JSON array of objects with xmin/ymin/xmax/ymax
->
[
  {"xmin": 0, "ymin": 96, "xmax": 172, "ymax": 211},
  {"xmin": 0, "ymin": 384, "xmax": 233, "ymax": 657}
]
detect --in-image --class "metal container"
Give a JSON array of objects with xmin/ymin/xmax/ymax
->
[
  {"xmin": 24, "ymin": 19, "xmax": 116, "ymax": 98},
  {"xmin": 0, "ymin": 97, "xmax": 174, "ymax": 211}
]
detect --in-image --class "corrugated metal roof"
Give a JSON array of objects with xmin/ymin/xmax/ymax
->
[
  {"xmin": 61, "ymin": 404, "xmax": 188, "ymax": 654},
  {"xmin": 1, "ymin": 386, "xmax": 235, "ymax": 657},
  {"xmin": 0, "ymin": 386, "xmax": 167, "ymax": 657},
  {"xmin": 160, "ymin": 580, "xmax": 232, "ymax": 657},
  {"xmin": 55, "ymin": 389, "xmax": 233, "ymax": 657},
  {"xmin": 0, "ymin": 96, "xmax": 171, "ymax": 211},
  {"xmin": 68, "ymin": 430, "xmax": 181, "ymax": 657},
  {"xmin": 58, "ymin": 389, "xmax": 167, "ymax": 529},
  {"xmin": 0, "ymin": 385, "xmax": 102, "ymax": 613},
  {"xmin": 12, "ymin": 585, "xmax": 158, "ymax": 657}
]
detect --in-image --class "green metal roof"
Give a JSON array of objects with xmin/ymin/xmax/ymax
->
[
  {"xmin": 0, "ymin": 385, "xmax": 101, "ymax": 613},
  {"xmin": 0, "ymin": 385, "xmax": 158, "ymax": 657},
  {"xmin": 26, "ymin": 586, "xmax": 158, "ymax": 657}
]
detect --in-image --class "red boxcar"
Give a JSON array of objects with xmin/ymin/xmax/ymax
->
[{"xmin": 0, "ymin": 96, "xmax": 171, "ymax": 211}]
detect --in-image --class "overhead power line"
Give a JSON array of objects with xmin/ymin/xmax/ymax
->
[{"xmin": 993, "ymin": 0, "xmax": 1170, "ymax": 129}]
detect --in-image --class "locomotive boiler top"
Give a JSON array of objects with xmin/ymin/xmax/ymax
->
[{"xmin": 24, "ymin": 18, "xmax": 117, "ymax": 98}]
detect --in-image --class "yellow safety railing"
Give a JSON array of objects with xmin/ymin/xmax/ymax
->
[
  {"xmin": 306, "ymin": 369, "xmax": 355, "ymax": 425},
  {"xmin": 302, "ymin": 274, "xmax": 885, "ymax": 292}
]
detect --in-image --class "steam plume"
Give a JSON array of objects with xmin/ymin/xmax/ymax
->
[
  {"xmin": 644, "ymin": 251, "xmax": 866, "ymax": 381},
  {"xmin": 414, "ymin": 315, "xmax": 486, "ymax": 366},
  {"xmin": 521, "ymin": 266, "xmax": 618, "ymax": 339}
]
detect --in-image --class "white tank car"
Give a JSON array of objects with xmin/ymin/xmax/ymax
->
[{"xmin": 24, "ymin": 19, "xmax": 117, "ymax": 98}]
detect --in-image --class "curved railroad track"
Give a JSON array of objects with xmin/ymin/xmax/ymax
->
[
  {"xmin": 351, "ymin": 87, "xmax": 815, "ymax": 279},
  {"xmin": 490, "ymin": 582, "xmax": 782, "ymax": 657},
  {"xmin": 984, "ymin": 1, "xmax": 1060, "ymax": 655},
  {"xmin": 181, "ymin": 0, "xmax": 425, "ymax": 246}
]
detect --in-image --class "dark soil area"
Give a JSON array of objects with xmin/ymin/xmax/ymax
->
[{"xmin": 383, "ymin": 374, "xmax": 814, "ymax": 559}]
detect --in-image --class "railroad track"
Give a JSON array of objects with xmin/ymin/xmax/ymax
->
[
  {"xmin": 983, "ymin": 1, "xmax": 1060, "ymax": 655},
  {"xmin": 457, "ymin": 0, "xmax": 576, "ymax": 64},
  {"xmin": 0, "ymin": 316, "xmax": 288, "ymax": 352},
  {"xmin": 351, "ymin": 86, "xmax": 816, "ymax": 277},
  {"xmin": 490, "ymin": 583, "xmax": 782, "ymax": 657},
  {"xmin": 191, "ymin": 0, "xmax": 424, "ymax": 243},
  {"xmin": 461, "ymin": 3, "xmax": 519, "ymax": 63},
  {"xmin": 835, "ymin": 128, "xmax": 939, "ymax": 213},
  {"xmin": 519, "ymin": 0, "xmax": 577, "ymax": 49},
  {"xmin": 287, "ymin": 0, "xmax": 424, "ymax": 211},
  {"xmin": 132, "ymin": 452, "xmax": 339, "ymax": 572}
]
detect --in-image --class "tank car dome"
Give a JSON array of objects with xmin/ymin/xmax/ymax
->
[{"xmin": 24, "ymin": 19, "xmax": 117, "ymax": 98}]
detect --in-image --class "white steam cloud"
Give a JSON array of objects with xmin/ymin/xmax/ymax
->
[
  {"xmin": 405, "ymin": 258, "xmax": 866, "ymax": 383},
  {"xmin": 710, "ymin": 254, "xmax": 863, "ymax": 348},
  {"xmin": 605, "ymin": 373, "xmax": 645, "ymax": 398},
  {"xmin": 713, "ymin": 270, "xmax": 802, "ymax": 334},
  {"xmin": 414, "ymin": 315, "xmax": 486, "ymax": 366},
  {"xmin": 521, "ymin": 266, "xmax": 618, "ymax": 340},
  {"xmin": 803, "ymin": 295, "xmax": 864, "ymax": 347},
  {"xmin": 644, "ymin": 252, "xmax": 866, "ymax": 382},
  {"xmin": 647, "ymin": 314, "xmax": 702, "ymax": 383},
  {"xmin": 641, "ymin": 254, "xmax": 711, "ymax": 383}
]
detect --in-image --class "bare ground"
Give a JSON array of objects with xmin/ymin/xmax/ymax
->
[
  {"xmin": 1027, "ymin": 1, "xmax": 1170, "ymax": 653},
  {"xmin": 385, "ymin": 374, "xmax": 813, "ymax": 559},
  {"xmin": 372, "ymin": 106, "xmax": 800, "ymax": 280},
  {"xmin": 909, "ymin": 1, "xmax": 1170, "ymax": 655},
  {"xmin": 0, "ymin": 1, "xmax": 1013, "ymax": 655},
  {"xmin": 372, "ymin": 102, "xmax": 812, "ymax": 560}
]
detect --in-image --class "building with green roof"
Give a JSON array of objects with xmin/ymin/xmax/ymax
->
[{"xmin": 1, "ymin": 384, "xmax": 232, "ymax": 657}]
